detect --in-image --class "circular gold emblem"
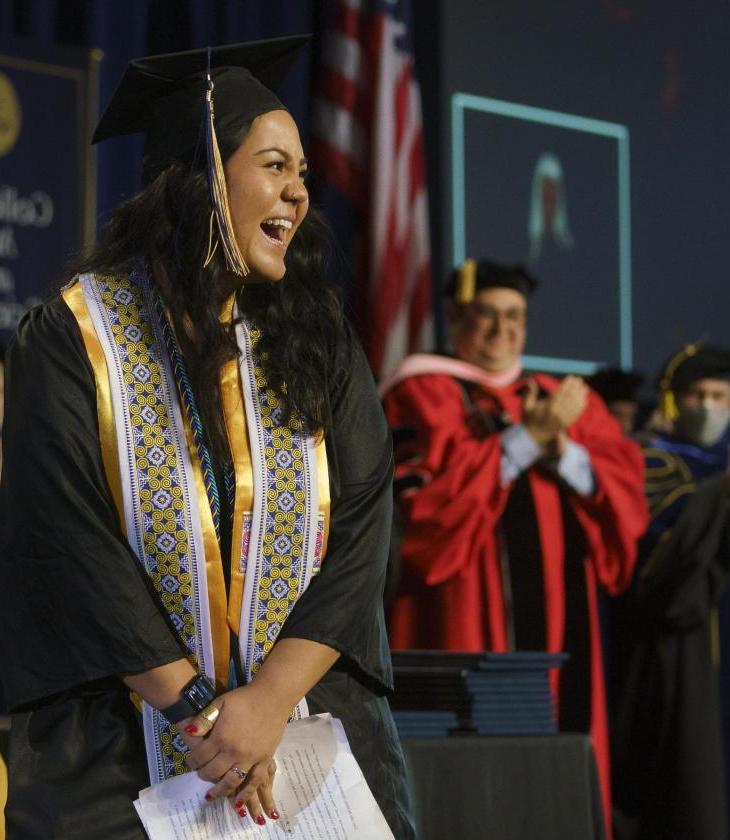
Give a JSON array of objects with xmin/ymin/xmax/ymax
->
[{"xmin": 0, "ymin": 72, "xmax": 21, "ymax": 157}]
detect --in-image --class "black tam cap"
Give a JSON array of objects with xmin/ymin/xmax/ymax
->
[
  {"xmin": 93, "ymin": 36, "xmax": 310, "ymax": 183},
  {"xmin": 445, "ymin": 259, "xmax": 538, "ymax": 304},
  {"xmin": 658, "ymin": 343, "xmax": 730, "ymax": 421},
  {"xmin": 588, "ymin": 368, "xmax": 644, "ymax": 403},
  {"xmin": 668, "ymin": 344, "xmax": 730, "ymax": 393}
]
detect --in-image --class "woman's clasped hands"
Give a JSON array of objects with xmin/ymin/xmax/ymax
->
[{"xmin": 177, "ymin": 680, "xmax": 291, "ymax": 825}]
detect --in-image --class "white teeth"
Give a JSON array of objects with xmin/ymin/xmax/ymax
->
[{"xmin": 262, "ymin": 218, "xmax": 293, "ymax": 229}]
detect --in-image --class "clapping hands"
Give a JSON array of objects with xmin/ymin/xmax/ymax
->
[{"xmin": 521, "ymin": 375, "xmax": 588, "ymax": 456}]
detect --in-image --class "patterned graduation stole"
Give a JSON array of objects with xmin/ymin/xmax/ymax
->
[
  {"xmin": 234, "ymin": 316, "xmax": 328, "ymax": 691},
  {"xmin": 63, "ymin": 272, "xmax": 330, "ymax": 784}
]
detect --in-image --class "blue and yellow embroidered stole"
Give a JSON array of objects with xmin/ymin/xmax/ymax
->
[{"xmin": 63, "ymin": 272, "xmax": 330, "ymax": 783}]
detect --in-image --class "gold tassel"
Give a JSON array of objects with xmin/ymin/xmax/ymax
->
[
  {"xmin": 205, "ymin": 80, "xmax": 249, "ymax": 277},
  {"xmin": 660, "ymin": 390, "xmax": 679, "ymax": 424},
  {"xmin": 456, "ymin": 258, "xmax": 477, "ymax": 304},
  {"xmin": 659, "ymin": 342, "xmax": 698, "ymax": 423}
]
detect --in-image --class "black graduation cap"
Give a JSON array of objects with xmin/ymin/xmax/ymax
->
[
  {"xmin": 587, "ymin": 368, "xmax": 644, "ymax": 403},
  {"xmin": 668, "ymin": 344, "xmax": 730, "ymax": 392},
  {"xmin": 658, "ymin": 343, "xmax": 730, "ymax": 421},
  {"xmin": 444, "ymin": 259, "xmax": 538, "ymax": 305},
  {"xmin": 93, "ymin": 35, "xmax": 310, "ymax": 183}
]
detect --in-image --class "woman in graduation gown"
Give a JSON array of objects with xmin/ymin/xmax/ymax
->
[{"xmin": 0, "ymin": 37, "xmax": 414, "ymax": 839}]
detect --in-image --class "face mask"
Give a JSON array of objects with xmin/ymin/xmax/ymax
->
[{"xmin": 674, "ymin": 404, "xmax": 730, "ymax": 447}]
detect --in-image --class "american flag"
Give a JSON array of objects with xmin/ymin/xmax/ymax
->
[{"xmin": 311, "ymin": 0, "xmax": 434, "ymax": 378}]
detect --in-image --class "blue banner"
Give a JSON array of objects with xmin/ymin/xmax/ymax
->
[{"xmin": 0, "ymin": 36, "xmax": 100, "ymax": 343}]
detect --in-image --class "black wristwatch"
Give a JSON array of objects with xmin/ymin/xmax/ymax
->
[{"xmin": 161, "ymin": 674, "xmax": 217, "ymax": 724}]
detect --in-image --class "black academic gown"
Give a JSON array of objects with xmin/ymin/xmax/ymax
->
[
  {"xmin": 610, "ymin": 473, "xmax": 730, "ymax": 840},
  {"xmin": 0, "ymin": 297, "xmax": 415, "ymax": 839}
]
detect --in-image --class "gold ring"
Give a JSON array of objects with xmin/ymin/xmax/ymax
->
[
  {"xmin": 199, "ymin": 704, "xmax": 220, "ymax": 725},
  {"xmin": 231, "ymin": 766, "xmax": 248, "ymax": 781}
]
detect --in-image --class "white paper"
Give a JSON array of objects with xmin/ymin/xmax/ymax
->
[{"xmin": 134, "ymin": 714, "xmax": 394, "ymax": 840}]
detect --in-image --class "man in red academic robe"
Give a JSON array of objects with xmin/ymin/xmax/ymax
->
[{"xmin": 381, "ymin": 260, "xmax": 648, "ymax": 835}]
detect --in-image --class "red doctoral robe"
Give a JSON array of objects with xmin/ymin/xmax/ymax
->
[{"xmin": 382, "ymin": 356, "xmax": 648, "ymax": 834}]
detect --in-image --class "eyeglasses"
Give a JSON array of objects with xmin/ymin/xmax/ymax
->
[{"xmin": 467, "ymin": 302, "xmax": 527, "ymax": 326}]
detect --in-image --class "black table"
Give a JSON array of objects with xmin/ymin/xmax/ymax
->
[{"xmin": 402, "ymin": 734, "xmax": 605, "ymax": 840}]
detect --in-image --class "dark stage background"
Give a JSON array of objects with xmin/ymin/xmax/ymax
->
[
  {"xmin": 417, "ymin": 0, "xmax": 730, "ymax": 379},
  {"xmin": 2, "ymin": 0, "xmax": 729, "ymax": 382}
]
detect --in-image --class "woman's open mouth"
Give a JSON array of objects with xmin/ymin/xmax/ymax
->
[{"xmin": 260, "ymin": 217, "xmax": 293, "ymax": 248}]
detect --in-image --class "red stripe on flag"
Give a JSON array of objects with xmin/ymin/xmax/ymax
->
[
  {"xmin": 333, "ymin": 2, "xmax": 362, "ymax": 40},
  {"xmin": 310, "ymin": 138, "xmax": 365, "ymax": 206},
  {"xmin": 409, "ymin": 128, "xmax": 425, "ymax": 204},
  {"xmin": 408, "ymin": 263, "xmax": 432, "ymax": 347},
  {"xmin": 317, "ymin": 66, "xmax": 370, "ymax": 125},
  {"xmin": 394, "ymin": 61, "xmax": 410, "ymax": 154}
]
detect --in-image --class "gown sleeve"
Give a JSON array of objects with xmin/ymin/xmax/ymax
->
[
  {"xmin": 277, "ymin": 327, "xmax": 394, "ymax": 693},
  {"xmin": 566, "ymin": 387, "xmax": 648, "ymax": 595},
  {"xmin": 638, "ymin": 472, "xmax": 730, "ymax": 629},
  {"xmin": 0, "ymin": 298, "xmax": 185, "ymax": 711},
  {"xmin": 382, "ymin": 373, "xmax": 508, "ymax": 585}
]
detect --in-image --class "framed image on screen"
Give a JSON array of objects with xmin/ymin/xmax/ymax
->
[{"xmin": 451, "ymin": 93, "xmax": 631, "ymax": 373}]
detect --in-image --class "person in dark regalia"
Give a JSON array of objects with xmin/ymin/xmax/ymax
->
[
  {"xmin": 610, "ymin": 344, "xmax": 730, "ymax": 840},
  {"xmin": 0, "ymin": 337, "xmax": 5, "ymax": 828},
  {"xmin": 0, "ymin": 337, "xmax": 4, "ymax": 466},
  {"xmin": 381, "ymin": 258, "xmax": 648, "ymax": 837},
  {"xmin": 587, "ymin": 367, "xmax": 645, "ymax": 436},
  {"xmin": 0, "ymin": 38, "xmax": 415, "ymax": 839}
]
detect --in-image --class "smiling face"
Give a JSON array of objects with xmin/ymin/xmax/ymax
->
[
  {"xmin": 224, "ymin": 109, "xmax": 309, "ymax": 282},
  {"xmin": 450, "ymin": 287, "xmax": 527, "ymax": 373}
]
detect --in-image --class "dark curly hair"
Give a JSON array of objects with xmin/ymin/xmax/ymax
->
[{"xmin": 71, "ymin": 144, "xmax": 348, "ymax": 463}]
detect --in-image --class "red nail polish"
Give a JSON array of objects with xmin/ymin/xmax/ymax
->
[
  {"xmin": 256, "ymin": 815, "xmax": 266, "ymax": 825},
  {"xmin": 270, "ymin": 810, "xmax": 280, "ymax": 820},
  {"xmin": 238, "ymin": 808, "xmax": 247, "ymax": 818},
  {"xmin": 204, "ymin": 793, "xmax": 213, "ymax": 802},
  {"xmin": 234, "ymin": 800, "xmax": 243, "ymax": 809},
  {"xmin": 184, "ymin": 724, "xmax": 198, "ymax": 734}
]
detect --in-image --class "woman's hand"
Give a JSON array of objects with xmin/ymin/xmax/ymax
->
[
  {"xmin": 178, "ymin": 680, "xmax": 291, "ymax": 824},
  {"xmin": 176, "ymin": 639, "xmax": 339, "ymax": 823}
]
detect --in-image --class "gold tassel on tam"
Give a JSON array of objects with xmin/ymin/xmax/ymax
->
[
  {"xmin": 456, "ymin": 258, "xmax": 477, "ymax": 305},
  {"xmin": 659, "ymin": 342, "xmax": 698, "ymax": 423},
  {"xmin": 204, "ymin": 59, "xmax": 249, "ymax": 277}
]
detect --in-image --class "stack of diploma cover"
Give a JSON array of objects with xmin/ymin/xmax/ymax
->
[
  {"xmin": 390, "ymin": 651, "xmax": 568, "ymax": 737},
  {"xmin": 134, "ymin": 714, "xmax": 394, "ymax": 839}
]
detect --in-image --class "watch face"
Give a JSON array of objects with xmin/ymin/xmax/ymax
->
[{"xmin": 184, "ymin": 676, "xmax": 216, "ymax": 712}]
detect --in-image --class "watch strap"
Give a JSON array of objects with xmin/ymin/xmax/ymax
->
[{"xmin": 161, "ymin": 674, "xmax": 217, "ymax": 724}]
